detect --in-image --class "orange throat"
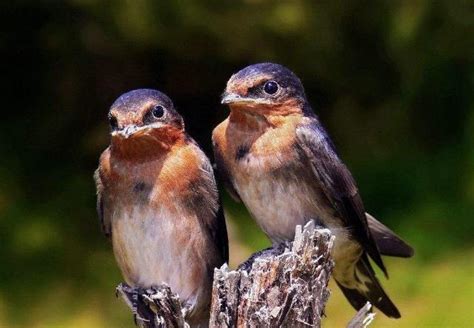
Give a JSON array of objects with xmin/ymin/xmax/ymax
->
[{"xmin": 228, "ymin": 100, "xmax": 303, "ymax": 131}]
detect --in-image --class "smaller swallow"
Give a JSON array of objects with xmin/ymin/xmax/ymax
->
[
  {"xmin": 213, "ymin": 63, "xmax": 413, "ymax": 318},
  {"xmin": 95, "ymin": 89, "xmax": 228, "ymax": 326}
]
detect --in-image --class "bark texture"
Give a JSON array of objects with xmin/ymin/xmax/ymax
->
[
  {"xmin": 116, "ymin": 283, "xmax": 188, "ymax": 328},
  {"xmin": 209, "ymin": 221, "xmax": 334, "ymax": 328},
  {"xmin": 347, "ymin": 302, "xmax": 376, "ymax": 328},
  {"xmin": 116, "ymin": 221, "xmax": 373, "ymax": 327}
]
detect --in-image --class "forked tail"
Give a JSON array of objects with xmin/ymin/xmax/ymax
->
[{"xmin": 336, "ymin": 254, "xmax": 401, "ymax": 318}]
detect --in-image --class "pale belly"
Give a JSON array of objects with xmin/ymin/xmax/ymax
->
[
  {"xmin": 235, "ymin": 173, "xmax": 322, "ymax": 243},
  {"xmin": 233, "ymin": 163, "xmax": 362, "ymax": 285},
  {"xmin": 111, "ymin": 205, "xmax": 208, "ymax": 303}
]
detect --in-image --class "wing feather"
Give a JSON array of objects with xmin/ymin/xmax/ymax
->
[
  {"xmin": 94, "ymin": 168, "xmax": 111, "ymax": 238},
  {"xmin": 193, "ymin": 143, "xmax": 229, "ymax": 263},
  {"xmin": 367, "ymin": 213, "xmax": 414, "ymax": 258},
  {"xmin": 296, "ymin": 118, "xmax": 387, "ymax": 276}
]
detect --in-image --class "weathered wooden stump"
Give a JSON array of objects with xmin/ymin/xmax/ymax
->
[
  {"xmin": 210, "ymin": 221, "xmax": 334, "ymax": 327},
  {"xmin": 116, "ymin": 283, "xmax": 188, "ymax": 328},
  {"xmin": 116, "ymin": 221, "xmax": 374, "ymax": 327}
]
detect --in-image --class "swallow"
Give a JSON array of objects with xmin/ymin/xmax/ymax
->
[
  {"xmin": 212, "ymin": 63, "xmax": 414, "ymax": 318},
  {"xmin": 95, "ymin": 89, "xmax": 228, "ymax": 327}
]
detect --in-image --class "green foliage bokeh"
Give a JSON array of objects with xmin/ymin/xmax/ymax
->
[{"xmin": 0, "ymin": 1, "xmax": 473, "ymax": 326}]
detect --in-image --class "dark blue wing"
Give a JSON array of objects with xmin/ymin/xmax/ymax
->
[{"xmin": 296, "ymin": 117, "xmax": 387, "ymax": 276}]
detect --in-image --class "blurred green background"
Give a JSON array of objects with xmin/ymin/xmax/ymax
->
[{"xmin": 1, "ymin": 1, "xmax": 473, "ymax": 327}]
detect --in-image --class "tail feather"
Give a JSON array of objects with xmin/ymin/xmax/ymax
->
[
  {"xmin": 337, "ymin": 254, "xmax": 401, "ymax": 319},
  {"xmin": 366, "ymin": 213, "xmax": 414, "ymax": 258}
]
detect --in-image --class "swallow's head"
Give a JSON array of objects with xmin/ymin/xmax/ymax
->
[
  {"xmin": 221, "ymin": 63, "xmax": 306, "ymax": 115},
  {"xmin": 108, "ymin": 89, "xmax": 184, "ymax": 139},
  {"xmin": 108, "ymin": 89, "xmax": 185, "ymax": 154}
]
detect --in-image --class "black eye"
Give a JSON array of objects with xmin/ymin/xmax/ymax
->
[
  {"xmin": 263, "ymin": 81, "xmax": 279, "ymax": 95},
  {"xmin": 152, "ymin": 105, "xmax": 165, "ymax": 118},
  {"xmin": 108, "ymin": 114, "xmax": 118, "ymax": 130}
]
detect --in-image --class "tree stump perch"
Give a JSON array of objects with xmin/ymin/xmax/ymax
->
[
  {"xmin": 347, "ymin": 302, "xmax": 376, "ymax": 328},
  {"xmin": 116, "ymin": 283, "xmax": 188, "ymax": 328},
  {"xmin": 209, "ymin": 221, "xmax": 334, "ymax": 327},
  {"xmin": 116, "ymin": 221, "xmax": 374, "ymax": 327}
]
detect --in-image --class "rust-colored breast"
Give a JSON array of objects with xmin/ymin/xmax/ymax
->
[
  {"xmin": 123, "ymin": 143, "xmax": 198, "ymax": 205},
  {"xmin": 213, "ymin": 113, "xmax": 303, "ymax": 175}
]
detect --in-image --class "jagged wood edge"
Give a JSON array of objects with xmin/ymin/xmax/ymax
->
[
  {"xmin": 209, "ymin": 221, "xmax": 335, "ymax": 328},
  {"xmin": 115, "ymin": 221, "xmax": 374, "ymax": 327},
  {"xmin": 347, "ymin": 302, "xmax": 375, "ymax": 328},
  {"xmin": 116, "ymin": 283, "xmax": 188, "ymax": 328}
]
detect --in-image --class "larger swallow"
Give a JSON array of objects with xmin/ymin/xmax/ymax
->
[
  {"xmin": 212, "ymin": 63, "xmax": 413, "ymax": 318},
  {"xmin": 95, "ymin": 89, "xmax": 228, "ymax": 326}
]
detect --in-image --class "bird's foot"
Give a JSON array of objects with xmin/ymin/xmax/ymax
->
[
  {"xmin": 181, "ymin": 301, "xmax": 193, "ymax": 320},
  {"xmin": 237, "ymin": 246, "xmax": 286, "ymax": 272},
  {"xmin": 116, "ymin": 283, "xmax": 150, "ymax": 326}
]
